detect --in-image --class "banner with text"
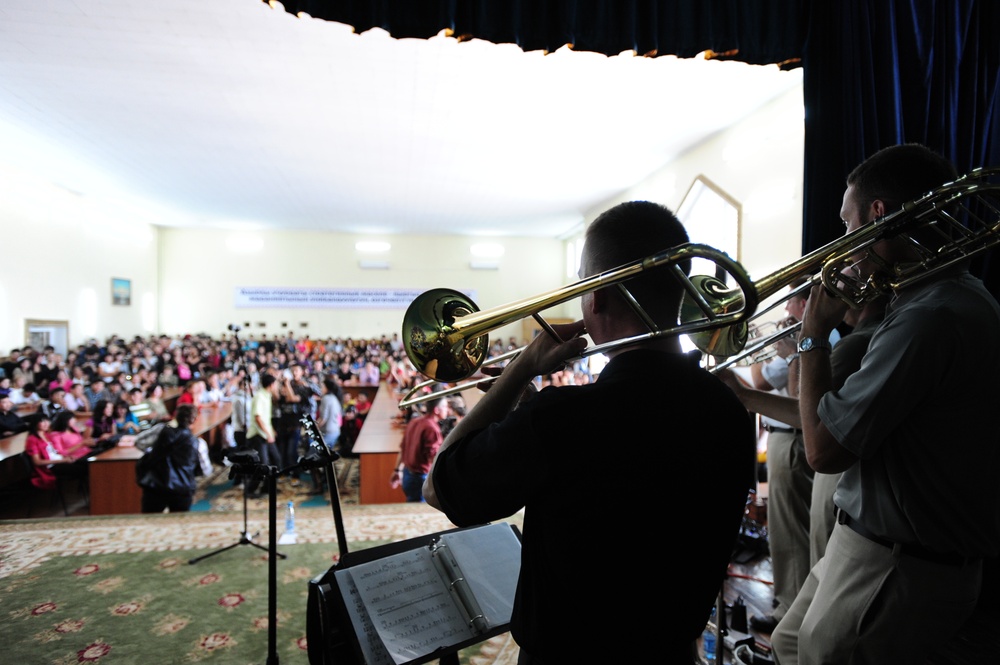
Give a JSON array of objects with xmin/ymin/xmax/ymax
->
[{"xmin": 234, "ymin": 287, "xmax": 429, "ymax": 309}]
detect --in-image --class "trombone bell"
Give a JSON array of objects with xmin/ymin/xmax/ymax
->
[{"xmin": 402, "ymin": 288, "xmax": 489, "ymax": 383}]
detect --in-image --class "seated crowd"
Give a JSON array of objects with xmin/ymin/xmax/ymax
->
[{"xmin": 1, "ymin": 330, "xmax": 598, "ymax": 508}]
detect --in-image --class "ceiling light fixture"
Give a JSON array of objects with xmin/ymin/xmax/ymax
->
[{"xmin": 355, "ymin": 241, "xmax": 391, "ymax": 253}]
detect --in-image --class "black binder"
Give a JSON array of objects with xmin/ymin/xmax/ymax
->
[
  {"xmin": 302, "ymin": 407, "xmax": 522, "ymax": 665},
  {"xmin": 307, "ymin": 522, "xmax": 522, "ymax": 665}
]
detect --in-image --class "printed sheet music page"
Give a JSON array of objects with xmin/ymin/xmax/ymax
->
[{"xmin": 335, "ymin": 523, "xmax": 520, "ymax": 664}]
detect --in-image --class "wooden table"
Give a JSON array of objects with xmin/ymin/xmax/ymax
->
[
  {"xmin": 352, "ymin": 382, "xmax": 479, "ymax": 504},
  {"xmin": 352, "ymin": 382, "xmax": 409, "ymax": 504},
  {"xmin": 88, "ymin": 402, "xmax": 232, "ymax": 515}
]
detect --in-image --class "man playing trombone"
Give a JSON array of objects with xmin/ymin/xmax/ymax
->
[
  {"xmin": 422, "ymin": 200, "xmax": 757, "ymax": 664},
  {"xmin": 771, "ymin": 144, "xmax": 1000, "ymax": 664}
]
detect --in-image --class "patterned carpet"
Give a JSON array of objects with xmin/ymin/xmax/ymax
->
[{"xmin": 0, "ymin": 473, "xmax": 524, "ymax": 665}]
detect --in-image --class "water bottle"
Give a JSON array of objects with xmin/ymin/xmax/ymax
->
[
  {"xmin": 284, "ymin": 500, "xmax": 296, "ymax": 534},
  {"xmin": 702, "ymin": 607, "xmax": 717, "ymax": 664}
]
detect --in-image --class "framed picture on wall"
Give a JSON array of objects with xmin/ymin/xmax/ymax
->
[{"xmin": 112, "ymin": 277, "xmax": 131, "ymax": 306}]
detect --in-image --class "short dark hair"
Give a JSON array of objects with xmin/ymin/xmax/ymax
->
[
  {"xmin": 585, "ymin": 201, "xmax": 691, "ymax": 325},
  {"xmin": 260, "ymin": 374, "xmax": 277, "ymax": 389},
  {"xmin": 847, "ymin": 143, "xmax": 958, "ymax": 215},
  {"xmin": 323, "ymin": 378, "xmax": 342, "ymax": 398},
  {"xmin": 175, "ymin": 404, "xmax": 198, "ymax": 428}
]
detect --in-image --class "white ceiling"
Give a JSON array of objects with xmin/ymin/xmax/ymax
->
[{"xmin": 0, "ymin": 0, "xmax": 803, "ymax": 238}]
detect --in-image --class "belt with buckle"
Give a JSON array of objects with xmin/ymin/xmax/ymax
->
[
  {"xmin": 762, "ymin": 423, "xmax": 800, "ymax": 434},
  {"xmin": 836, "ymin": 509, "xmax": 979, "ymax": 566}
]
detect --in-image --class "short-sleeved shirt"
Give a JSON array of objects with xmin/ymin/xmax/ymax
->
[
  {"xmin": 247, "ymin": 389, "xmax": 273, "ymax": 440},
  {"xmin": 822, "ymin": 272, "xmax": 1000, "ymax": 556}
]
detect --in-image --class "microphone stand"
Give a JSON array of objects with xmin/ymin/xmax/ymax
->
[{"xmin": 189, "ymin": 328, "xmax": 286, "ymax": 564}]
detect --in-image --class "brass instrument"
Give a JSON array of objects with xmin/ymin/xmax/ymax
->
[
  {"xmin": 399, "ymin": 167, "xmax": 1000, "ymax": 408},
  {"xmin": 818, "ymin": 166, "xmax": 1000, "ymax": 302},
  {"xmin": 399, "ymin": 243, "xmax": 759, "ymax": 407},
  {"xmin": 711, "ymin": 320, "xmax": 801, "ymax": 373}
]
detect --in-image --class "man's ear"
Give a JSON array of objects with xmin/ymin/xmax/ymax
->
[
  {"xmin": 589, "ymin": 288, "xmax": 608, "ymax": 313},
  {"xmin": 870, "ymin": 199, "xmax": 887, "ymax": 220}
]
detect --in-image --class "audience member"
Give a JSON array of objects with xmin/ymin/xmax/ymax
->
[
  {"xmin": 245, "ymin": 374, "xmax": 280, "ymax": 498},
  {"xmin": 358, "ymin": 359, "xmax": 380, "ymax": 385},
  {"xmin": 9, "ymin": 381, "xmax": 42, "ymax": 407},
  {"xmin": 85, "ymin": 378, "xmax": 112, "ymax": 412},
  {"xmin": 392, "ymin": 396, "xmax": 448, "ymax": 502},
  {"xmin": 137, "ymin": 404, "xmax": 200, "ymax": 513},
  {"xmin": 145, "ymin": 384, "xmax": 172, "ymax": 423},
  {"xmin": 0, "ymin": 394, "xmax": 28, "ymax": 436},
  {"xmin": 277, "ymin": 363, "xmax": 313, "ymax": 479},
  {"xmin": 113, "ymin": 399, "xmax": 142, "ymax": 434},
  {"xmin": 40, "ymin": 386, "xmax": 68, "ymax": 420},
  {"xmin": 64, "ymin": 382, "xmax": 91, "ymax": 412},
  {"xmin": 48, "ymin": 369, "xmax": 73, "ymax": 395},
  {"xmin": 175, "ymin": 378, "xmax": 206, "ymax": 413},
  {"xmin": 25, "ymin": 413, "xmax": 87, "ymax": 491},
  {"xmin": 49, "ymin": 410, "xmax": 95, "ymax": 460}
]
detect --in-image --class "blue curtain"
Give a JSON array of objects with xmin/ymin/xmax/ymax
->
[{"xmin": 801, "ymin": 1, "xmax": 1000, "ymax": 253}]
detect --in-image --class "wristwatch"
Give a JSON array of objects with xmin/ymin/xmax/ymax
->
[{"xmin": 797, "ymin": 336, "xmax": 832, "ymax": 354}]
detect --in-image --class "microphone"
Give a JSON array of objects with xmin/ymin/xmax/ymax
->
[{"xmin": 228, "ymin": 324, "xmax": 242, "ymax": 332}]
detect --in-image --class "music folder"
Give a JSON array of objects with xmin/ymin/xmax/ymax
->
[{"xmin": 307, "ymin": 522, "xmax": 522, "ymax": 665}]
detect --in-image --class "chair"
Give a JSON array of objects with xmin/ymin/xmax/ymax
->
[{"xmin": 19, "ymin": 451, "xmax": 69, "ymax": 517}]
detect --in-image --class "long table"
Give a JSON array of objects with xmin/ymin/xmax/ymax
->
[
  {"xmin": 352, "ymin": 382, "xmax": 479, "ymax": 504},
  {"xmin": 352, "ymin": 382, "xmax": 409, "ymax": 504},
  {"xmin": 88, "ymin": 402, "xmax": 232, "ymax": 515}
]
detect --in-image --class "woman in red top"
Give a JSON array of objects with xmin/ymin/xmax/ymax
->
[{"xmin": 25, "ymin": 414, "xmax": 85, "ymax": 491}]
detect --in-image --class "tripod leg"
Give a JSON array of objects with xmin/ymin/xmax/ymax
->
[{"xmin": 188, "ymin": 541, "xmax": 241, "ymax": 565}]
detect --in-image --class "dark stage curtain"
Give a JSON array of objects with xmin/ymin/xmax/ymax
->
[
  {"xmin": 268, "ymin": 0, "xmax": 1000, "ymax": 285},
  {"xmin": 275, "ymin": 0, "xmax": 806, "ymax": 65},
  {"xmin": 801, "ymin": 1, "xmax": 1000, "ymax": 259}
]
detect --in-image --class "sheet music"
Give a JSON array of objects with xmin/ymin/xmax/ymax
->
[
  {"xmin": 437, "ymin": 525, "xmax": 519, "ymax": 628},
  {"xmin": 336, "ymin": 572, "xmax": 396, "ymax": 665},
  {"xmin": 334, "ymin": 523, "xmax": 521, "ymax": 665},
  {"xmin": 336, "ymin": 547, "xmax": 477, "ymax": 664}
]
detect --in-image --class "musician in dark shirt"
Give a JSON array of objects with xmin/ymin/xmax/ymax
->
[{"xmin": 424, "ymin": 201, "xmax": 756, "ymax": 663}]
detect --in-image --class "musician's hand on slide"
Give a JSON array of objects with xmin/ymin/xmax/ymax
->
[
  {"xmin": 508, "ymin": 320, "xmax": 587, "ymax": 381},
  {"xmin": 803, "ymin": 284, "xmax": 849, "ymax": 338}
]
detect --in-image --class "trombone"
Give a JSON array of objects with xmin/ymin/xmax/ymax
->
[
  {"xmin": 399, "ymin": 243, "xmax": 759, "ymax": 408},
  {"xmin": 710, "ymin": 319, "xmax": 801, "ymax": 373},
  {"xmin": 398, "ymin": 166, "xmax": 1000, "ymax": 408}
]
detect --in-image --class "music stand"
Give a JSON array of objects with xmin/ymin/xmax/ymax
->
[{"xmin": 299, "ymin": 415, "xmax": 482, "ymax": 665}]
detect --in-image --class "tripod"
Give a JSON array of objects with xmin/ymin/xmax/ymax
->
[
  {"xmin": 189, "ymin": 326, "xmax": 286, "ymax": 565},
  {"xmin": 188, "ymin": 450, "xmax": 286, "ymax": 564}
]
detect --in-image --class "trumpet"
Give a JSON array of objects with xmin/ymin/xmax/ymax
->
[{"xmin": 399, "ymin": 167, "xmax": 1000, "ymax": 408}]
